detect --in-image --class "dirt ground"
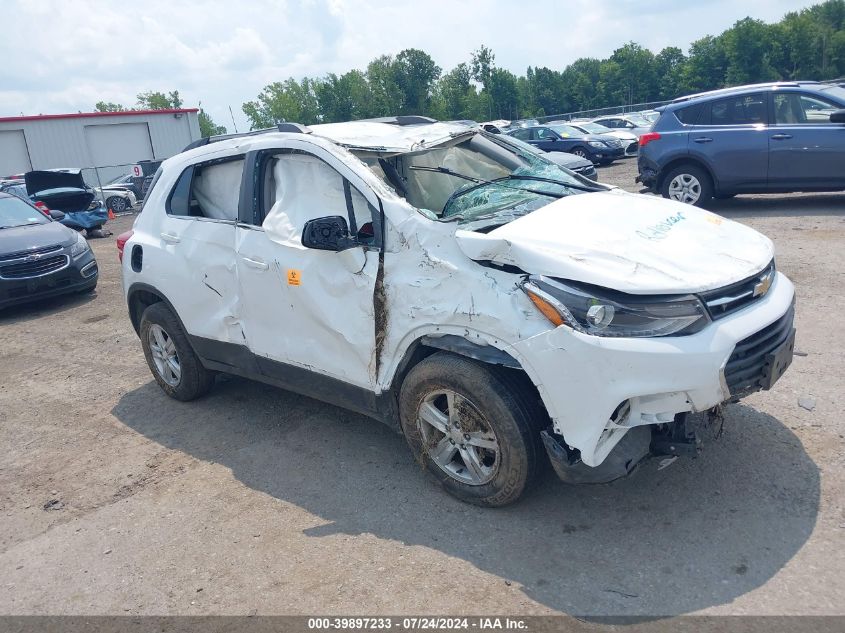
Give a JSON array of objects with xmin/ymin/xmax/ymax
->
[{"xmin": 1, "ymin": 161, "xmax": 843, "ymax": 617}]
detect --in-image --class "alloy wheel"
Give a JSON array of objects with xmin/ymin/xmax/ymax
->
[
  {"xmin": 108, "ymin": 196, "xmax": 127, "ymax": 213},
  {"xmin": 148, "ymin": 324, "xmax": 181, "ymax": 387},
  {"xmin": 417, "ymin": 390, "xmax": 500, "ymax": 485}
]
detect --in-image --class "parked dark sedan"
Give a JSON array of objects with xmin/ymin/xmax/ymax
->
[
  {"xmin": 0, "ymin": 192, "xmax": 98, "ymax": 310},
  {"xmin": 507, "ymin": 125, "xmax": 625, "ymax": 164}
]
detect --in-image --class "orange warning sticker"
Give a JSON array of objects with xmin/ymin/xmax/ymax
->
[{"xmin": 287, "ymin": 269, "xmax": 302, "ymax": 286}]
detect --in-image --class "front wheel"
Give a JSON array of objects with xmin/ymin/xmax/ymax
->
[
  {"xmin": 571, "ymin": 147, "xmax": 589, "ymax": 160},
  {"xmin": 106, "ymin": 196, "xmax": 128, "ymax": 213},
  {"xmin": 661, "ymin": 164, "xmax": 713, "ymax": 207},
  {"xmin": 140, "ymin": 302, "xmax": 214, "ymax": 401},
  {"xmin": 399, "ymin": 352, "xmax": 546, "ymax": 507}
]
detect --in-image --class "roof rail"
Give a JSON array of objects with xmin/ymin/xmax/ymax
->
[
  {"xmin": 359, "ymin": 115, "xmax": 439, "ymax": 126},
  {"xmin": 671, "ymin": 82, "xmax": 804, "ymax": 103},
  {"xmin": 183, "ymin": 122, "xmax": 312, "ymax": 152}
]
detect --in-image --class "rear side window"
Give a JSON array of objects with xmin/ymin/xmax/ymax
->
[
  {"xmin": 706, "ymin": 93, "xmax": 767, "ymax": 126},
  {"xmin": 510, "ymin": 128, "xmax": 531, "ymax": 141},
  {"xmin": 675, "ymin": 104, "xmax": 704, "ymax": 125},
  {"xmin": 166, "ymin": 157, "xmax": 244, "ymax": 221}
]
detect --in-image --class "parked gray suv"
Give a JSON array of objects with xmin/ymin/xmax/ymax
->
[{"xmin": 637, "ymin": 81, "xmax": 845, "ymax": 206}]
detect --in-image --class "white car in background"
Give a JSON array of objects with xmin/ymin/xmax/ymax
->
[
  {"xmin": 94, "ymin": 184, "xmax": 137, "ymax": 214},
  {"xmin": 590, "ymin": 114, "xmax": 653, "ymax": 137},
  {"xmin": 120, "ymin": 118, "xmax": 795, "ymax": 507}
]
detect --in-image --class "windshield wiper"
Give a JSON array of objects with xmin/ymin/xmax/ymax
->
[{"xmin": 500, "ymin": 174, "xmax": 604, "ymax": 193}]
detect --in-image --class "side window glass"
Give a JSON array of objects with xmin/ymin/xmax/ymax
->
[
  {"xmin": 803, "ymin": 95, "xmax": 839, "ymax": 121},
  {"xmin": 710, "ymin": 94, "xmax": 766, "ymax": 125},
  {"xmin": 166, "ymin": 158, "xmax": 244, "ymax": 220},
  {"xmin": 262, "ymin": 152, "xmax": 378, "ymax": 247},
  {"xmin": 511, "ymin": 128, "xmax": 530, "ymax": 140},
  {"xmin": 167, "ymin": 167, "xmax": 194, "ymax": 216},
  {"xmin": 535, "ymin": 128, "xmax": 554, "ymax": 140},
  {"xmin": 676, "ymin": 104, "xmax": 703, "ymax": 125}
]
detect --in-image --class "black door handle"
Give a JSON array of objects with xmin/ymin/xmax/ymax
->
[{"xmin": 771, "ymin": 133, "xmax": 793, "ymax": 140}]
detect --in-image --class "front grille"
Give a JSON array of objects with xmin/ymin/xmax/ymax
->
[
  {"xmin": 0, "ymin": 254, "xmax": 69, "ymax": 279},
  {"xmin": 724, "ymin": 304, "xmax": 795, "ymax": 398},
  {"xmin": 699, "ymin": 261, "xmax": 775, "ymax": 320},
  {"xmin": 0, "ymin": 243, "xmax": 63, "ymax": 263}
]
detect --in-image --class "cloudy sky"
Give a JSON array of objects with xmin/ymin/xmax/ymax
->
[{"xmin": 1, "ymin": 0, "xmax": 817, "ymax": 130}]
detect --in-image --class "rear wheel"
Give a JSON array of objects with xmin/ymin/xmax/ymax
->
[
  {"xmin": 661, "ymin": 164, "xmax": 713, "ymax": 207},
  {"xmin": 399, "ymin": 352, "xmax": 545, "ymax": 507},
  {"xmin": 140, "ymin": 302, "xmax": 214, "ymax": 401}
]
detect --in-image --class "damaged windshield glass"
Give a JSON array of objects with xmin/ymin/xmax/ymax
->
[{"xmin": 362, "ymin": 131, "xmax": 602, "ymax": 230}]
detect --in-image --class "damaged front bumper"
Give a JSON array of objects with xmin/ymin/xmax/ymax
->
[
  {"xmin": 540, "ymin": 411, "xmax": 720, "ymax": 484},
  {"xmin": 509, "ymin": 272, "xmax": 795, "ymax": 476}
]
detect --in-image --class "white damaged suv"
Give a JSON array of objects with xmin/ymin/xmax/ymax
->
[{"xmin": 120, "ymin": 117, "xmax": 795, "ymax": 506}]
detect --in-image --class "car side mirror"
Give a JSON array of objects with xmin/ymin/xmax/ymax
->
[
  {"xmin": 49, "ymin": 209, "xmax": 66, "ymax": 221},
  {"xmin": 302, "ymin": 215, "xmax": 358, "ymax": 251},
  {"xmin": 830, "ymin": 109, "xmax": 845, "ymax": 123}
]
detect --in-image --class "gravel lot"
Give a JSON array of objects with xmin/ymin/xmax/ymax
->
[{"xmin": 1, "ymin": 159, "xmax": 843, "ymax": 618}]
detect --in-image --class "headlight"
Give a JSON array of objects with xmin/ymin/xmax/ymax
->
[
  {"xmin": 70, "ymin": 232, "xmax": 90, "ymax": 259},
  {"xmin": 521, "ymin": 276, "xmax": 709, "ymax": 337},
  {"xmin": 587, "ymin": 141, "xmax": 606, "ymax": 148}
]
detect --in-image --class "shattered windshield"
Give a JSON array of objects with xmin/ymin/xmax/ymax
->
[{"xmin": 360, "ymin": 131, "xmax": 601, "ymax": 231}]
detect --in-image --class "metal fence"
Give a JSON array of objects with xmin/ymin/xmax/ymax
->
[
  {"xmin": 77, "ymin": 161, "xmax": 160, "ymax": 212},
  {"xmin": 538, "ymin": 99, "xmax": 673, "ymax": 123}
]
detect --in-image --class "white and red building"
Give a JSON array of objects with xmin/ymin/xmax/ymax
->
[{"xmin": 0, "ymin": 108, "xmax": 201, "ymax": 183}]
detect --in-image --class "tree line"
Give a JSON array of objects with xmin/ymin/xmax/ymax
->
[
  {"xmin": 95, "ymin": 91, "xmax": 226, "ymax": 138},
  {"xmin": 242, "ymin": 0, "xmax": 845, "ymax": 128},
  {"xmin": 94, "ymin": 0, "xmax": 844, "ymax": 135}
]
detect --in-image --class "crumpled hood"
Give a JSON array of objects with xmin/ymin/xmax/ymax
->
[{"xmin": 454, "ymin": 190, "xmax": 774, "ymax": 294}]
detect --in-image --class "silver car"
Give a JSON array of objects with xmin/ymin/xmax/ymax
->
[{"xmin": 590, "ymin": 114, "xmax": 652, "ymax": 137}]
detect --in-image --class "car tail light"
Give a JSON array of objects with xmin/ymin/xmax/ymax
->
[
  {"xmin": 639, "ymin": 132, "xmax": 661, "ymax": 147},
  {"xmin": 34, "ymin": 201, "xmax": 50, "ymax": 217},
  {"xmin": 116, "ymin": 230, "xmax": 134, "ymax": 262}
]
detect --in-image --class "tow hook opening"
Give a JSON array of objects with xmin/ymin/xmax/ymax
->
[{"xmin": 650, "ymin": 412, "xmax": 699, "ymax": 458}]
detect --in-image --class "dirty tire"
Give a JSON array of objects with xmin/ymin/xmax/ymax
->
[
  {"xmin": 660, "ymin": 163, "xmax": 713, "ymax": 207},
  {"xmin": 399, "ymin": 352, "xmax": 545, "ymax": 507},
  {"xmin": 139, "ymin": 302, "xmax": 214, "ymax": 401}
]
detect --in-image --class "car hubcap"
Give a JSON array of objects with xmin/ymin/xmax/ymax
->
[
  {"xmin": 668, "ymin": 174, "xmax": 701, "ymax": 204},
  {"xmin": 417, "ymin": 390, "xmax": 499, "ymax": 486},
  {"xmin": 109, "ymin": 197, "xmax": 127, "ymax": 212},
  {"xmin": 148, "ymin": 324, "xmax": 181, "ymax": 387},
  {"xmin": 573, "ymin": 149, "xmax": 587, "ymax": 158}
]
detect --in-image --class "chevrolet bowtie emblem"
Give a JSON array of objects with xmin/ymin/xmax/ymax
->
[
  {"xmin": 753, "ymin": 271, "xmax": 773, "ymax": 298},
  {"xmin": 25, "ymin": 253, "xmax": 42, "ymax": 262}
]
